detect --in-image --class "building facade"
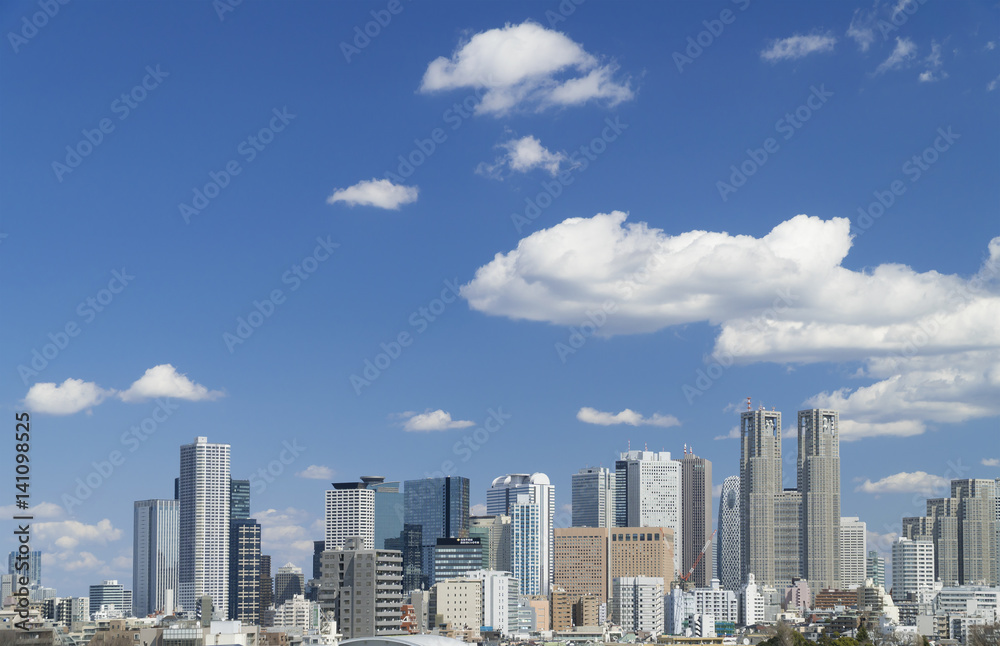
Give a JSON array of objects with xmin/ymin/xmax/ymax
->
[
  {"xmin": 488, "ymin": 473, "xmax": 554, "ymax": 595},
  {"xmin": 572, "ymin": 467, "xmax": 615, "ymax": 529},
  {"xmin": 404, "ymin": 476, "xmax": 470, "ymax": 589},
  {"xmin": 325, "ymin": 481, "xmax": 375, "ymax": 551},
  {"xmin": 318, "ymin": 537, "xmax": 403, "ymax": 638},
  {"xmin": 615, "ymin": 451, "xmax": 682, "ymax": 577},
  {"xmin": 839, "ymin": 517, "xmax": 867, "ymax": 589},
  {"xmin": 681, "ymin": 450, "xmax": 713, "ymax": 587},
  {"xmin": 133, "ymin": 499, "xmax": 179, "ymax": 618},
  {"xmin": 227, "ymin": 518, "xmax": 261, "ymax": 623},
  {"xmin": 717, "ymin": 476, "xmax": 741, "ymax": 591}
]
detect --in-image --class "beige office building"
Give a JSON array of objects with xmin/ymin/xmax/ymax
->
[
  {"xmin": 554, "ymin": 528, "xmax": 608, "ymax": 602},
  {"xmin": 429, "ymin": 578, "xmax": 482, "ymax": 631},
  {"xmin": 610, "ymin": 527, "xmax": 674, "ymax": 585}
]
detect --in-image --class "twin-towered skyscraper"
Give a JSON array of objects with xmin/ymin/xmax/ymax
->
[{"xmin": 735, "ymin": 406, "xmax": 842, "ymax": 591}]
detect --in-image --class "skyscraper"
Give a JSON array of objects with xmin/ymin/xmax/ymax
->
[
  {"xmin": 615, "ymin": 451, "xmax": 682, "ymax": 576},
  {"xmin": 839, "ymin": 517, "xmax": 867, "ymax": 589},
  {"xmin": 740, "ymin": 407, "xmax": 782, "ymax": 587},
  {"xmin": 362, "ymin": 477, "xmax": 403, "ymax": 550},
  {"xmin": 260, "ymin": 554, "xmax": 273, "ymax": 617},
  {"xmin": 403, "ymin": 476, "xmax": 470, "ymax": 589},
  {"xmin": 681, "ymin": 449, "xmax": 713, "ymax": 587},
  {"xmin": 866, "ymin": 550, "xmax": 885, "ymax": 589},
  {"xmin": 572, "ymin": 467, "xmax": 615, "ymax": 528},
  {"xmin": 797, "ymin": 409, "xmax": 841, "ymax": 590},
  {"xmin": 488, "ymin": 473, "xmax": 555, "ymax": 595},
  {"xmin": 325, "ymin": 481, "xmax": 375, "ymax": 550},
  {"xmin": 274, "ymin": 563, "xmax": 305, "ymax": 607},
  {"xmin": 554, "ymin": 527, "xmax": 609, "ymax": 603},
  {"xmin": 228, "ymin": 519, "xmax": 261, "ymax": 624},
  {"xmin": 891, "ymin": 537, "xmax": 934, "ymax": 602},
  {"xmin": 179, "ymin": 436, "xmax": 231, "ymax": 618},
  {"xmin": 230, "ymin": 479, "xmax": 250, "ymax": 520},
  {"xmin": 8, "ymin": 550, "xmax": 41, "ymax": 587},
  {"xmin": 469, "ymin": 515, "xmax": 512, "ymax": 573},
  {"xmin": 133, "ymin": 499, "xmax": 179, "ymax": 618},
  {"xmin": 716, "ymin": 476, "xmax": 741, "ymax": 591}
]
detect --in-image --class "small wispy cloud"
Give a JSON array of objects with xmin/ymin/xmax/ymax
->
[
  {"xmin": 477, "ymin": 135, "xmax": 567, "ymax": 179},
  {"xmin": 401, "ymin": 409, "xmax": 475, "ymax": 432},
  {"xmin": 296, "ymin": 465, "xmax": 335, "ymax": 480},
  {"xmin": 327, "ymin": 178, "xmax": 418, "ymax": 210},
  {"xmin": 576, "ymin": 407, "xmax": 680, "ymax": 428},
  {"xmin": 982, "ymin": 458, "xmax": 1000, "ymax": 467},
  {"xmin": 761, "ymin": 34, "xmax": 837, "ymax": 62},
  {"xmin": 855, "ymin": 470, "xmax": 948, "ymax": 496},
  {"xmin": 874, "ymin": 37, "xmax": 917, "ymax": 75}
]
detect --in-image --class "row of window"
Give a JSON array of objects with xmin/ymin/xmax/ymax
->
[{"xmin": 612, "ymin": 533, "xmax": 660, "ymax": 542}]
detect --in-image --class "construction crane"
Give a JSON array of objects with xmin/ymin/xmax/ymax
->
[{"xmin": 680, "ymin": 529, "xmax": 718, "ymax": 582}]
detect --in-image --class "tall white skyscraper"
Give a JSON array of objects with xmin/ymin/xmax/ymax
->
[
  {"xmin": 798, "ymin": 409, "xmax": 841, "ymax": 590},
  {"xmin": 488, "ymin": 473, "xmax": 555, "ymax": 595},
  {"xmin": 325, "ymin": 482, "xmax": 375, "ymax": 550},
  {"xmin": 839, "ymin": 517, "xmax": 867, "ymax": 589},
  {"xmin": 571, "ymin": 467, "xmax": 614, "ymax": 528},
  {"xmin": 179, "ymin": 437, "xmax": 230, "ymax": 618},
  {"xmin": 615, "ymin": 451, "xmax": 682, "ymax": 576},
  {"xmin": 891, "ymin": 537, "xmax": 935, "ymax": 602},
  {"xmin": 133, "ymin": 499, "xmax": 179, "ymax": 618},
  {"xmin": 717, "ymin": 476, "xmax": 741, "ymax": 591}
]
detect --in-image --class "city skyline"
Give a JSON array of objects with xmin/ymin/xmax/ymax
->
[{"xmin": 2, "ymin": 0, "xmax": 998, "ymax": 600}]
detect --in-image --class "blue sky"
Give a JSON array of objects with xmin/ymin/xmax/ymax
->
[{"xmin": 1, "ymin": 0, "xmax": 998, "ymax": 596}]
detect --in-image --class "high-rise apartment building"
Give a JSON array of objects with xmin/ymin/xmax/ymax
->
[
  {"xmin": 797, "ymin": 409, "xmax": 841, "ymax": 590},
  {"xmin": 572, "ymin": 467, "xmax": 615, "ymax": 528},
  {"xmin": 891, "ymin": 537, "xmax": 935, "ymax": 602},
  {"xmin": 228, "ymin": 519, "xmax": 261, "ymax": 624},
  {"xmin": 615, "ymin": 451, "xmax": 682, "ymax": 576},
  {"xmin": 325, "ymin": 481, "xmax": 375, "ymax": 551},
  {"xmin": 611, "ymin": 577, "xmax": 664, "ymax": 636},
  {"xmin": 839, "ymin": 517, "xmax": 867, "ymax": 589},
  {"xmin": 488, "ymin": 473, "xmax": 555, "ymax": 595},
  {"xmin": 554, "ymin": 527, "xmax": 609, "ymax": 603},
  {"xmin": 179, "ymin": 436, "xmax": 231, "ymax": 618},
  {"xmin": 467, "ymin": 570, "xmax": 520, "ymax": 636},
  {"xmin": 133, "ymin": 499, "xmax": 179, "ymax": 618},
  {"xmin": 318, "ymin": 537, "xmax": 403, "ymax": 638},
  {"xmin": 681, "ymin": 450, "xmax": 713, "ymax": 587},
  {"xmin": 903, "ymin": 478, "xmax": 998, "ymax": 586},
  {"xmin": 403, "ymin": 476, "xmax": 470, "ymax": 589},
  {"xmin": 717, "ymin": 476, "xmax": 741, "ymax": 591}
]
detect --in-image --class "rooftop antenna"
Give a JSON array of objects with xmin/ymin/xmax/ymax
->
[{"xmin": 746, "ymin": 397, "xmax": 751, "ymax": 411}]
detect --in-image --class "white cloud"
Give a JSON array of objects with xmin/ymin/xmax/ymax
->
[
  {"xmin": 855, "ymin": 471, "xmax": 949, "ymax": 496},
  {"xmin": 982, "ymin": 458, "xmax": 1000, "ymax": 467},
  {"xmin": 712, "ymin": 483, "xmax": 724, "ymax": 498},
  {"xmin": 478, "ymin": 135, "xmax": 566, "ymax": 179},
  {"xmin": 402, "ymin": 409, "xmax": 475, "ymax": 432},
  {"xmin": 24, "ymin": 379, "xmax": 114, "ymax": 415},
  {"xmin": 846, "ymin": 9, "xmax": 876, "ymax": 52},
  {"xmin": 420, "ymin": 21, "xmax": 633, "ymax": 116},
  {"xmin": 867, "ymin": 529, "xmax": 899, "ymax": 553},
  {"xmin": 761, "ymin": 34, "xmax": 837, "ymax": 62},
  {"xmin": 875, "ymin": 37, "xmax": 917, "ymax": 75},
  {"xmin": 119, "ymin": 364, "xmax": 223, "ymax": 402},
  {"xmin": 918, "ymin": 41, "xmax": 948, "ymax": 82},
  {"xmin": 891, "ymin": 0, "xmax": 917, "ymax": 20},
  {"xmin": 326, "ymin": 178, "xmax": 418, "ymax": 210},
  {"xmin": 714, "ymin": 426, "xmax": 741, "ymax": 440},
  {"xmin": 471, "ymin": 503, "xmax": 487, "ymax": 516},
  {"xmin": 257, "ymin": 508, "xmax": 316, "ymax": 562},
  {"xmin": 576, "ymin": 407, "xmax": 680, "ymax": 428},
  {"xmin": 0, "ymin": 501, "xmax": 64, "ymax": 519},
  {"xmin": 35, "ymin": 519, "xmax": 122, "ymax": 546},
  {"xmin": 462, "ymin": 211, "xmax": 1000, "ymax": 440},
  {"xmin": 986, "ymin": 42, "xmax": 996, "ymax": 52},
  {"xmin": 296, "ymin": 465, "xmax": 335, "ymax": 480},
  {"xmin": 988, "ymin": 74, "xmax": 1000, "ymax": 92}
]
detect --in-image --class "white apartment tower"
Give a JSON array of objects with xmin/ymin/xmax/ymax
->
[
  {"xmin": 839, "ymin": 517, "xmax": 867, "ymax": 589},
  {"xmin": 615, "ymin": 450, "xmax": 683, "ymax": 576},
  {"xmin": 325, "ymin": 482, "xmax": 375, "ymax": 550},
  {"xmin": 891, "ymin": 537, "xmax": 935, "ymax": 602},
  {"xmin": 179, "ymin": 437, "xmax": 230, "ymax": 618},
  {"xmin": 488, "ymin": 473, "xmax": 555, "ymax": 595}
]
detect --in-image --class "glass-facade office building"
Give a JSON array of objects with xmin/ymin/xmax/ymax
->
[{"xmin": 402, "ymin": 476, "xmax": 469, "ymax": 589}]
